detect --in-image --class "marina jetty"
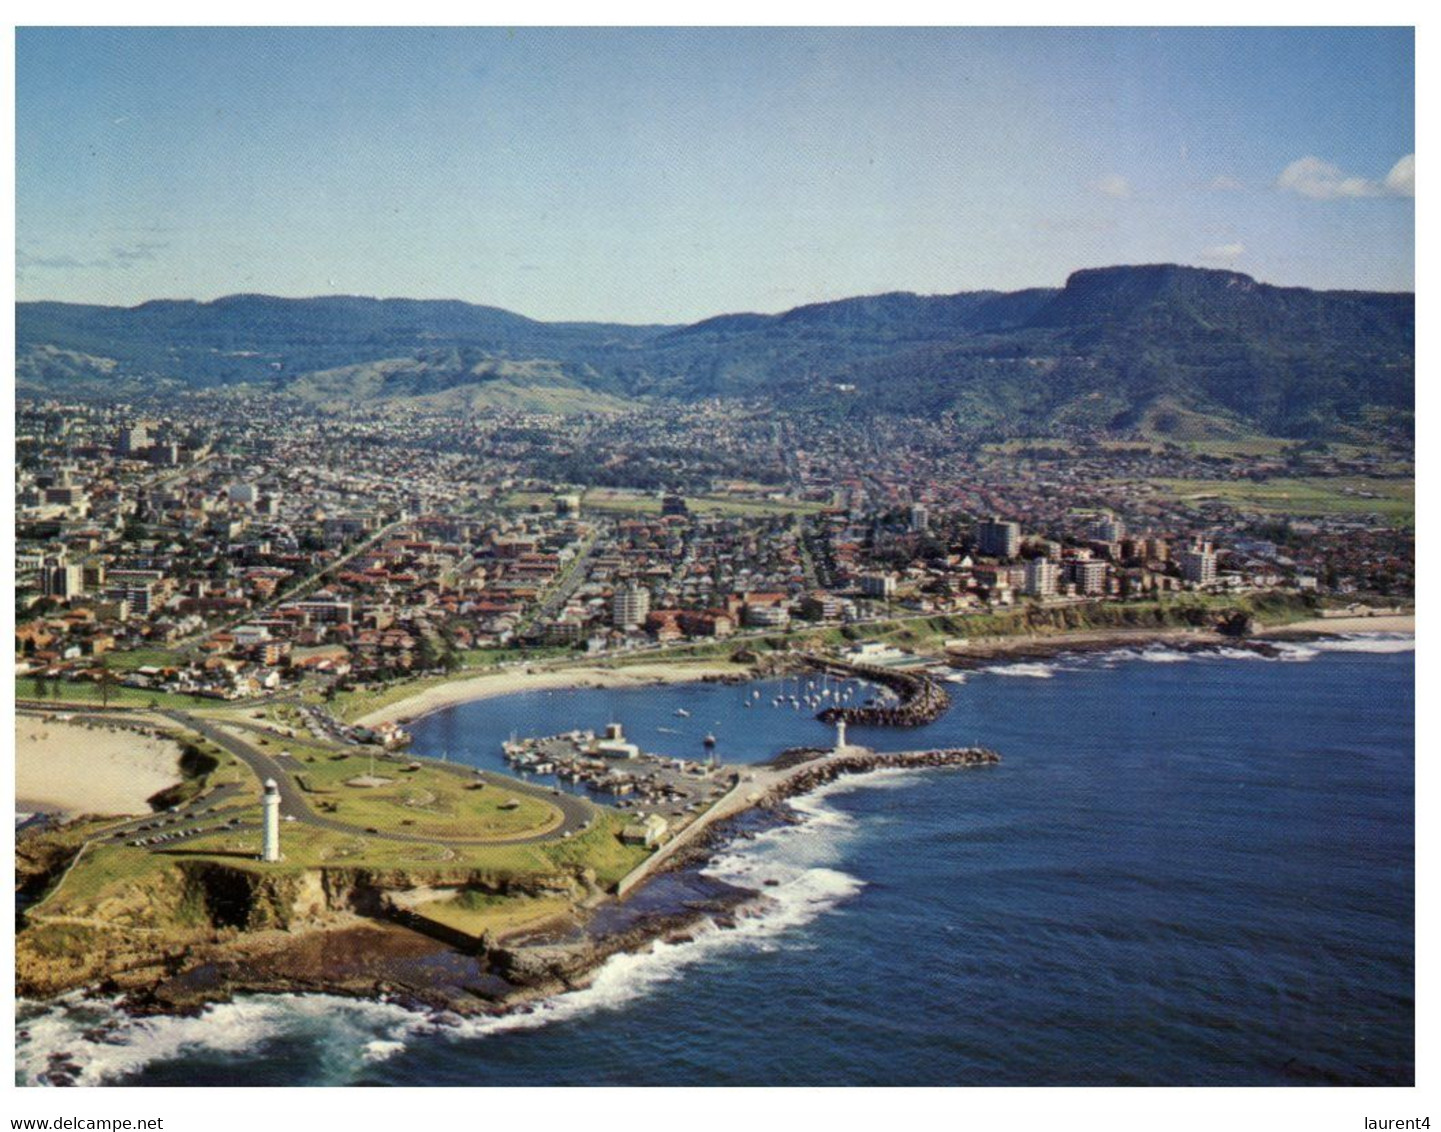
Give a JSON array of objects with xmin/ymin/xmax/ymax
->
[
  {"xmin": 764, "ymin": 744, "xmax": 998, "ymax": 775},
  {"xmin": 760, "ymin": 745, "xmax": 1000, "ymax": 797},
  {"xmin": 612, "ymin": 739, "xmax": 999, "ymax": 897},
  {"xmin": 801, "ymin": 653, "xmax": 951, "ymax": 727}
]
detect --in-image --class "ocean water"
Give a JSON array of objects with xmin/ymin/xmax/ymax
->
[{"xmin": 16, "ymin": 637, "xmax": 1414, "ymax": 1086}]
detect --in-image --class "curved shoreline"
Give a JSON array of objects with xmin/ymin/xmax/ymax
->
[
  {"xmin": 16, "ymin": 619, "xmax": 1413, "ymax": 1048},
  {"xmin": 351, "ymin": 661, "xmax": 752, "ymax": 730},
  {"xmin": 15, "ymin": 716, "xmax": 187, "ymax": 819},
  {"xmin": 351, "ymin": 614, "xmax": 1413, "ymax": 730}
]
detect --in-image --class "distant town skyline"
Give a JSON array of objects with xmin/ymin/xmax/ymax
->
[{"xmin": 17, "ymin": 26, "xmax": 1415, "ymax": 322}]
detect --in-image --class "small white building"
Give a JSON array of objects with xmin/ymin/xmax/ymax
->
[{"xmin": 621, "ymin": 813, "xmax": 670, "ymax": 847}]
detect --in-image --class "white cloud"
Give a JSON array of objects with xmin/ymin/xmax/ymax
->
[
  {"xmin": 1092, "ymin": 174, "xmax": 1131, "ymax": 199},
  {"xmin": 1201, "ymin": 242, "xmax": 1246, "ymax": 264},
  {"xmin": 1276, "ymin": 154, "xmax": 1413, "ymax": 200},
  {"xmin": 1208, "ymin": 174, "xmax": 1245, "ymax": 192},
  {"xmin": 1384, "ymin": 153, "xmax": 1414, "ymax": 197}
]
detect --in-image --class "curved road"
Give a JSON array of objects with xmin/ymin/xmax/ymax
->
[{"xmin": 162, "ymin": 710, "xmax": 599, "ymax": 847}]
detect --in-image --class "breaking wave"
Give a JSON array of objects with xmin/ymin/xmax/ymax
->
[
  {"xmin": 1017, "ymin": 633, "xmax": 1412, "ymax": 674},
  {"xmin": 16, "ymin": 770, "xmax": 918, "ymax": 1086},
  {"xmin": 15, "ymin": 992, "xmax": 430, "ymax": 1087},
  {"xmin": 1310, "ymin": 633, "xmax": 1415, "ymax": 654},
  {"xmin": 983, "ymin": 662, "xmax": 1060, "ymax": 679}
]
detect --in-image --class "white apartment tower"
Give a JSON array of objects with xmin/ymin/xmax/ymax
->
[
  {"xmin": 1181, "ymin": 541, "xmax": 1218, "ymax": 587},
  {"xmin": 1024, "ymin": 557, "xmax": 1059, "ymax": 598},
  {"xmin": 612, "ymin": 585, "xmax": 650, "ymax": 629}
]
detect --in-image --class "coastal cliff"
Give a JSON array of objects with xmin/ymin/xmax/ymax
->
[
  {"xmin": 17, "ymin": 746, "xmax": 999, "ymax": 1019},
  {"xmin": 16, "ymin": 855, "xmax": 595, "ymax": 1002}
]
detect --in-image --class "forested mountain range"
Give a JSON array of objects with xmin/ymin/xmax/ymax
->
[{"xmin": 17, "ymin": 264, "xmax": 1413, "ymax": 439}]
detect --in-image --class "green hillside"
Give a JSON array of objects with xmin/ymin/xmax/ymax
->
[{"xmin": 16, "ymin": 264, "xmax": 1413, "ymax": 440}]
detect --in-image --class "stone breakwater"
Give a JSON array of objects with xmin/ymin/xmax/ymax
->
[
  {"xmin": 764, "ymin": 747, "xmax": 1000, "ymax": 804},
  {"xmin": 658, "ymin": 746, "xmax": 1002, "ymax": 879},
  {"xmin": 806, "ymin": 656, "xmax": 951, "ymax": 728}
]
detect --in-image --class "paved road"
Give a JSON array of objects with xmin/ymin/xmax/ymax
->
[
  {"xmin": 524, "ymin": 529, "xmax": 602, "ymax": 631},
  {"xmin": 161, "ymin": 710, "xmax": 598, "ymax": 847},
  {"xmin": 89, "ymin": 781, "xmax": 253, "ymax": 845},
  {"xmin": 174, "ymin": 517, "xmax": 408, "ymax": 655}
]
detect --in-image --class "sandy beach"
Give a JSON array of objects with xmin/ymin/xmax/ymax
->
[
  {"xmin": 15, "ymin": 717, "xmax": 185, "ymax": 818},
  {"xmin": 354, "ymin": 660, "xmax": 752, "ymax": 728},
  {"xmin": 1258, "ymin": 613, "xmax": 1415, "ymax": 637}
]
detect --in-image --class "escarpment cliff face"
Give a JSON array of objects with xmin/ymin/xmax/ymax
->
[{"xmin": 18, "ymin": 265, "xmax": 1414, "ymax": 441}]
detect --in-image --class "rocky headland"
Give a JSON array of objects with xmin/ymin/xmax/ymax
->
[{"xmin": 16, "ymin": 745, "xmax": 999, "ymax": 1025}]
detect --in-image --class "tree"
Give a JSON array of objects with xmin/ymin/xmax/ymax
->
[
  {"xmin": 32, "ymin": 670, "xmax": 48, "ymax": 700},
  {"xmin": 97, "ymin": 656, "xmax": 119, "ymax": 708}
]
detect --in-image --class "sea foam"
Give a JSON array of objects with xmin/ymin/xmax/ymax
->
[
  {"xmin": 17, "ymin": 768, "xmax": 909, "ymax": 1086},
  {"xmin": 983, "ymin": 662, "xmax": 1058, "ymax": 679},
  {"xmin": 1310, "ymin": 633, "xmax": 1415, "ymax": 654},
  {"xmin": 15, "ymin": 992, "xmax": 429, "ymax": 1087}
]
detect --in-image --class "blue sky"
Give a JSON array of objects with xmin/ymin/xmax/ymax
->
[{"xmin": 16, "ymin": 27, "xmax": 1415, "ymax": 322}]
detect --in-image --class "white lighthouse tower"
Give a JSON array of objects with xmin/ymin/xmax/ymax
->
[
  {"xmin": 261, "ymin": 778, "xmax": 282, "ymax": 862},
  {"xmin": 833, "ymin": 719, "xmax": 848, "ymax": 754}
]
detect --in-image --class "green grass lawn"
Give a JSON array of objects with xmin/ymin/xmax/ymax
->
[
  {"xmin": 29, "ymin": 786, "xmax": 645, "ymax": 932},
  {"xmin": 15, "ymin": 677, "xmax": 207, "ymax": 711},
  {"xmin": 1150, "ymin": 476, "xmax": 1414, "ymax": 525},
  {"xmin": 584, "ymin": 488, "xmax": 826, "ymax": 517},
  {"xmin": 101, "ymin": 647, "xmax": 185, "ymax": 671},
  {"xmin": 28, "ymin": 843, "xmax": 181, "ymax": 920},
  {"xmin": 289, "ymin": 751, "xmax": 562, "ymax": 841},
  {"xmin": 502, "ymin": 487, "xmax": 827, "ymax": 518},
  {"xmin": 165, "ymin": 804, "xmax": 645, "ymax": 880},
  {"xmin": 501, "ymin": 491, "xmax": 556, "ymax": 511},
  {"xmin": 1173, "ymin": 436, "xmax": 1295, "ymax": 458},
  {"xmin": 413, "ymin": 891, "xmax": 576, "ymax": 941}
]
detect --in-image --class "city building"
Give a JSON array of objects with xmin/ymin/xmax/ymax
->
[
  {"xmin": 1181, "ymin": 541, "xmax": 1218, "ymax": 587},
  {"xmin": 744, "ymin": 602, "xmax": 791, "ymax": 628},
  {"xmin": 41, "ymin": 559, "xmax": 84, "ymax": 599},
  {"xmin": 117, "ymin": 423, "xmax": 150, "ymax": 455},
  {"xmin": 861, "ymin": 573, "xmax": 897, "ymax": 599},
  {"xmin": 1090, "ymin": 512, "xmax": 1126, "ymax": 543},
  {"xmin": 1069, "ymin": 558, "xmax": 1108, "ymax": 596},
  {"xmin": 1024, "ymin": 557, "xmax": 1059, "ymax": 597},
  {"xmin": 621, "ymin": 813, "xmax": 670, "ymax": 847},
  {"xmin": 975, "ymin": 516, "xmax": 1021, "ymax": 559},
  {"xmin": 612, "ymin": 585, "xmax": 651, "ymax": 628}
]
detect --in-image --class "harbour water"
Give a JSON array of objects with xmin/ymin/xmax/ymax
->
[{"xmin": 16, "ymin": 636, "xmax": 1414, "ymax": 1086}]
